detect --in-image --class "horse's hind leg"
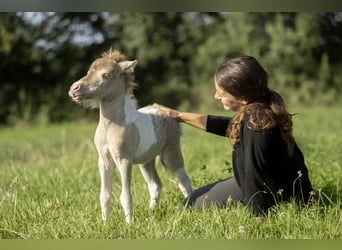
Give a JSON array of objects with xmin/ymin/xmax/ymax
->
[
  {"xmin": 174, "ymin": 167, "xmax": 192, "ymax": 197},
  {"xmin": 139, "ymin": 160, "xmax": 162, "ymax": 208},
  {"xmin": 161, "ymin": 145, "xmax": 192, "ymax": 197}
]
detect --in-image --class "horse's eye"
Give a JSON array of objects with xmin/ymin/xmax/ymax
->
[{"xmin": 102, "ymin": 73, "xmax": 110, "ymax": 79}]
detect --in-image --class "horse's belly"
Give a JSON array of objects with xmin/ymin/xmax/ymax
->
[{"xmin": 133, "ymin": 114, "xmax": 158, "ymax": 160}]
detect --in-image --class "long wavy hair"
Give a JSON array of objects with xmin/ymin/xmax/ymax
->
[{"xmin": 215, "ymin": 56, "xmax": 295, "ymax": 155}]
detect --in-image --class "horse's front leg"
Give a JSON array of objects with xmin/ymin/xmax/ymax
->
[
  {"xmin": 117, "ymin": 159, "xmax": 133, "ymax": 224},
  {"xmin": 98, "ymin": 156, "xmax": 114, "ymax": 221}
]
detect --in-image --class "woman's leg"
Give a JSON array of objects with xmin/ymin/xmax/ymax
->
[{"xmin": 184, "ymin": 177, "xmax": 243, "ymax": 209}]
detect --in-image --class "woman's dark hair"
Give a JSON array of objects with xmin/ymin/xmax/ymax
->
[{"xmin": 215, "ymin": 55, "xmax": 295, "ymax": 155}]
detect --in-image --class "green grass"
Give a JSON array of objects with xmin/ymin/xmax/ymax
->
[{"xmin": 0, "ymin": 106, "xmax": 341, "ymax": 239}]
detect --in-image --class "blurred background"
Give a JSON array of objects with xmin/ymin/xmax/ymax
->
[{"xmin": 1, "ymin": 12, "xmax": 341, "ymax": 126}]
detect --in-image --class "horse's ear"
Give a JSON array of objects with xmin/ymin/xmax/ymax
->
[{"xmin": 118, "ymin": 60, "xmax": 137, "ymax": 73}]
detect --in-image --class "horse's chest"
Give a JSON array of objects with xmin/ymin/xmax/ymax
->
[
  {"xmin": 95, "ymin": 125, "xmax": 130, "ymax": 152},
  {"xmin": 94, "ymin": 118, "xmax": 158, "ymax": 162}
]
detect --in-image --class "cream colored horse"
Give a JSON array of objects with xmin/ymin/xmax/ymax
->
[{"xmin": 68, "ymin": 49, "xmax": 192, "ymax": 224}]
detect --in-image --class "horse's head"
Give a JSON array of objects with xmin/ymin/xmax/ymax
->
[{"xmin": 68, "ymin": 49, "xmax": 137, "ymax": 108}]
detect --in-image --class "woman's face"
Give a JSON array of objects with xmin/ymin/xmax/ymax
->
[{"xmin": 214, "ymin": 80, "xmax": 247, "ymax": 112}]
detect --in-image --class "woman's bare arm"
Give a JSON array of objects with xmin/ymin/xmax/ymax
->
[{"xmin": 153, "ymin": 103, "xmax": 208, "ymax": 130}]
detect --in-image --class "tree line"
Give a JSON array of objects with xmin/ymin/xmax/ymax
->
[{"xmin": 1, "ymin": 12, "xmax": 341, "ymax": 125}]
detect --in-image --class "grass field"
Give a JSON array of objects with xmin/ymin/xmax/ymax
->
[{"xmin": 0, "ymin": 106, "xmax": 341, "ymax": 239}]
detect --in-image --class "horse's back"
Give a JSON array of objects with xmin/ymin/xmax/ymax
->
[{"xmin": 138, "ymin": 105, "xmax": 181, "ymax": 137}]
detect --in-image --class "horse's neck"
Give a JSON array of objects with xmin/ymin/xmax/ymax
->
[{"xmin": 99, "ymin": 94, "xmax": 138, "ymax": 126}]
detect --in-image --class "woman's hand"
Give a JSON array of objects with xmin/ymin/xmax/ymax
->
[
  {"xmin": 153, "ymin": 103, "xmax": 208, "ymax": 130},
  {"xmin": 153, "ymin": 103, "xmax": 182, "ymax": 122}
]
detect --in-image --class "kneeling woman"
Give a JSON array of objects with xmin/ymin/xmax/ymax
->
[{"xmin": 155, "ymin": 55, "xmax": 313, "ymax": 218}]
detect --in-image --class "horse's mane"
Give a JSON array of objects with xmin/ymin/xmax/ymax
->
[{"xmin": 101, "ymin": 48, "xmax": 126, "ymax": 63}]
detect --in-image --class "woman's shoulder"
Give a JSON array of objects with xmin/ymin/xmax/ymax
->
[
  {"xmin": 243, "ymin": 107, "xmax": 278, "ymax": 133},
  {"xmin": 241, "ymin": 111, "xmax": 281, "ymax": 144}
]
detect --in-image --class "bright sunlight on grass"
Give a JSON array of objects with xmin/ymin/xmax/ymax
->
[{"xmin": 0, "ymin": 106, "xmax": 341, "ymax": 239}]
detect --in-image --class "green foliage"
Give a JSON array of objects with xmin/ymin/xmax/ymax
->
[
  {"xmin": 1, "ymin": 12, "xmax": 342, "ymax": 125},
  {"xmin": 0, "ymin": 106, "xmax": 341, "ymax": 239}
]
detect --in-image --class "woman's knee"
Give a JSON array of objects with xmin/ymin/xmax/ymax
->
[{"xmin": 183, "ymin": 177, "xmax": 243, "ymax": 209}]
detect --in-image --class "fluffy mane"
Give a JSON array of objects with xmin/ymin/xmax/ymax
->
[{"xmin": 101, "ymin": 48, "xmax": 126, "ymax": 63}]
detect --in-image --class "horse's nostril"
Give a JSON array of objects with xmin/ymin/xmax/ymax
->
[
  {"xmin": 71, "ymin": 83, "xmax": 81, "ymax": 92},
  {"xmin": 69, "ymin": 83, "xmax": 83, "ymax": 98}
]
